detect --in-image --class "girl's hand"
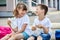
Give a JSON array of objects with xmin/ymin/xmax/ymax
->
[
  {"xmin": 16, "ymin": 30, "xmax": 22, "ymax": 34},
  {"xmin": 9, "ymin": 32, "xmax": 16, "ymax": 36},
  {"xmin": 31, "ymin": 26, "xmax": 36, "ymax": 31},
  {"xmin": 16, "ymin": 32, "xmax": 20, "ymax": 34},
  {"xmin": 7, "ymin": 20, "xmax": 11, "ymax": 27}
]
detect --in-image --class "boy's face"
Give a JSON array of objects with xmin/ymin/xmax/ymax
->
[
  {"xmin": 36, "ymin": 6, "xmax": 44, "ymax": 16},
  {"xmin": 17, "ymin": 8, "xmax": 27, "ymax": 17}
]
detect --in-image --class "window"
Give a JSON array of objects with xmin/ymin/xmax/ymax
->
[
  {"xmin": 18, "ymin": 0, "xmax": 28, "ymax": 5},
  {"xmin": 32, "ymin": 0, "xmax": 37, "ymax": 6},
  {"xmin": 48, "ymin": 0, "xmax": 51, "ymax": 7},
  {"xmin": 0, "ymin": 0, "xmax": 6, "ymax": 6},
  {"xmin": 41, "ymin": 0, "xmax": 44, "ymax": 4},
  {"xmin": 53, "ymin": 0, "xmax": 55, "ymax": 8}
]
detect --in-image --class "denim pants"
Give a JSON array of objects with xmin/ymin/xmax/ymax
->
[
  {"xmin": 40, "ymin": 33, "xmax": 51, "ymax": 40},
  {"xmin": 32, "ymin": 33, "xmax": 51, "ymax": 40}
]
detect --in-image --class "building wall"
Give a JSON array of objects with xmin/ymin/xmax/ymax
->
[
  {"xmin": 59, "ymin": 0, "xmax": 60, "ymax": 10},
  {"xmin": 0, "ymin": 0, "xmax": 6, "ymax": 11},
  {"xmin": 29, "ymin": 0, "xmax": 60, "ymax": 11},
  {"xmin": 6, "ymin": 0, "xmax": 15, "ymax": 11},
  {"xmin": 0, "ymin": 6, "xmax": 7, "ymax": 11},
  {"xmin": 0, "ymin": 0, "xmax": 16, "ymax": 11},
  {"xmin": 0, "ymin": 0, "xmax": 60, "ymax": 11},
  {"xmin": 0, "ymin": 0, "xmax": 60, "ymax": 17}
]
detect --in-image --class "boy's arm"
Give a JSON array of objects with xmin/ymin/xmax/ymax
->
[
  {"xmin": 42, "ymin": 20, "xmax": 52, "ymax": 34},
  {"xmin": 31, "ymin": 26, "xmax": 36, "ymax": 31},
  {"xmin": 42, "ymin": 26, "xmax": 49, "ymax": 34},
  {"xmin": 36, "ymin": 24, "xmax": 49, "ymax": 34},
  {"xmin": 32, "ymin": 18, "xmax": 37, "ymax": 31}
]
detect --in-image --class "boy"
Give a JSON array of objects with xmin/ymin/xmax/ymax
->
[{"xmin": 28, "ymin": 4, "xmax": 52, "ymax": 40}]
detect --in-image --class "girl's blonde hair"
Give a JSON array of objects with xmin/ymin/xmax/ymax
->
[{"xmin": 13, "ymin": 2, "xmax": 27, "ymax": 17}]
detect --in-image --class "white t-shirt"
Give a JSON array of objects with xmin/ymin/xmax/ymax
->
[
  {"xmin": 32, "ymin": 16, "xmax": 52, "ymax": 36},
  {"xmin": 8, "ymin": 14, "xmax": 32, "ymax": 36}
]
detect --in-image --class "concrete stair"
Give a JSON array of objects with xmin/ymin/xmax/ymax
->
[{"xmin": 51, "ymin": 23, "xmax": 60, "ymax": 40}]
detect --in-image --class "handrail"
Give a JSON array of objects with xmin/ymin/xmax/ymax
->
[{"xmin": 32, "ymin": 1, "xmax": 38, "ymax": 5}]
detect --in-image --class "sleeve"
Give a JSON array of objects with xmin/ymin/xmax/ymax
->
[
  {"xmin": 33, "ymin": 18, "xmax": 37, "ymax": 26},
  {"xmin": 8, "ymin": 18, "xmax": 17, "ymax": 29},
  {"xmin": 8, "ymin": 18, "xmax": 11, "ymax": 21},
  {"xmin": 46, "ymin": 19, "xmax": 52, "ymax": 28},
  {"xmin": 11, "ymin": 20, "xmax": 17, "ymax": 29},
  {"xmin": 33, "ymin": 20, "xmax": 36, "ymax": 26},
  {"xmin": 23, "ymin": 15, "xmax": 30, "ymax": 25}
]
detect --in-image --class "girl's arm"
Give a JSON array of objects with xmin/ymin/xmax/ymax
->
[
  {"xmin": 7, "ymin": 20, "xmax": 18, "ymax": 33},
  {"xmin": 16, "ymin": 24, "xmax": 27, "ymax": 33},
  {"xmin": 7, "ymin": 20, "xmax": 11, "ymax": 27},
  {"xmin": 11, "ymin": 27, "xmax": 18, "ymax": 33},
  {"xmin": 16, "ymin": 15, "xmax": 30, "ymax": 33}
]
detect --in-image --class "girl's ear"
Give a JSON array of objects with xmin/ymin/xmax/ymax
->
[{"xmin": 16, "ymin": 8, "xmax": 18, "ymax": 11}]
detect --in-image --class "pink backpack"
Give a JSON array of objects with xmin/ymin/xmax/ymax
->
[{"xmin": 0, "ymin": 26, "xmax": 12, "ymax": 39}]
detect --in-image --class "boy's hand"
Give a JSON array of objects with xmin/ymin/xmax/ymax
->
[
  {"xmin": 31, "ymin": 26, "xmax": 36, "ymax": 31},
  {"xmin": 36, "ymin": 24, "xmax": 43, "ymax": 28}
]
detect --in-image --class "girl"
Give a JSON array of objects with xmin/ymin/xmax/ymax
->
[{"xmin": 1, "ymin": 2, "xmax": 32, "ymax": 40}]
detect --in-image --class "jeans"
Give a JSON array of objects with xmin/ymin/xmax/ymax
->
[
  {"xmin": 40, "ymin": 33, "xmax": 51, "ymax": 40},
  {"xmin": 32, "ymin": 33, "xmax": 51, "ymax": 40}
]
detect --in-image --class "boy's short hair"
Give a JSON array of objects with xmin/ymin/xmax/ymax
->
[{"xmin": 37, "ymin": 4, "xmax": 48, "ymax": 15}]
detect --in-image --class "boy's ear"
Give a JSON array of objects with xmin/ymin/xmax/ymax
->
[
  {"xmin": 42, "ymin": 9, "xmax": 45, "ymax": 13},
  {"xmin": 24, "ymin": 10, "xmax": 27, "ymax": 13},
  {"xmin": 41, "ymin": 9, "xmax": 45, "ymax": 14}
]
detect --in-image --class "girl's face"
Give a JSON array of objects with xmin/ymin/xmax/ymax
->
[
  {"xmin": 36, "ymin": 6, "xmax": 44, "ymax": 16},
  {"xmin": 17, "ymin": 8, "xmax": 27, "ymax": 17}
]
